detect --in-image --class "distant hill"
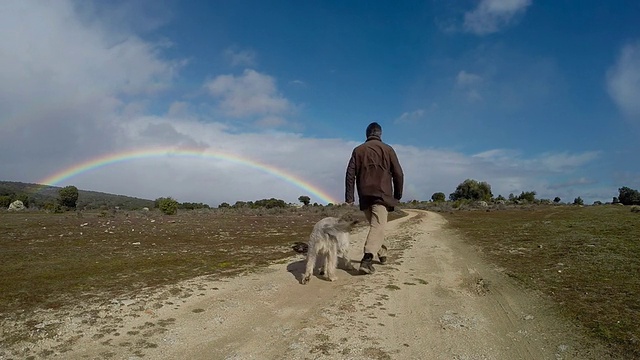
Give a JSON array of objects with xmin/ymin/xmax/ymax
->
[{"xmin": 0, "ymin": 181, "xmax": 155, "ymax": 210}]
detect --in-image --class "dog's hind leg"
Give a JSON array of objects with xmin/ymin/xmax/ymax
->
[
  {"xmin": 336, "ymin": 233, "xmax": 355, "ymax": 271},
  {"xmin": 318, "ymin": 254, "xmax": 326, "ymax": 276},
  {"xmin": 301, "ymin": 250, "xmax": 317, "ymax": 285},
  {"xmin": 338, "ymin": 251, "xmax": 355, "ymax": 271},
  {"xmin": 325, "ymin": 244, "xmax": 339, "ymax": 282}
]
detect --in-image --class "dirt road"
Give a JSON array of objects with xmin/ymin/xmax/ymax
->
[{"xmin": 33, "ymin": 210, "xmax": 612, "ymax": 359}]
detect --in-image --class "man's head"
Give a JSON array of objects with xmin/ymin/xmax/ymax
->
[{"xmin": 366, "ymin": 122, "xmax": 382, "ymax": 138}]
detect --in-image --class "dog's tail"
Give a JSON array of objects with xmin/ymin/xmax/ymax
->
[{"xmin": 323, "ymin": 219, "xmax": 359, "ymax": 237}]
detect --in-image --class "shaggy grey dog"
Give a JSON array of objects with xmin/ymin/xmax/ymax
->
[{"xmin": 301, "ymin": 217, "xmax": 359, "ymax": 284}]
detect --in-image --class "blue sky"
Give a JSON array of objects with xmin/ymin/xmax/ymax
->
[{"xmin": 1, "ymin": 0, "xmax": 639, "ymax": 206}]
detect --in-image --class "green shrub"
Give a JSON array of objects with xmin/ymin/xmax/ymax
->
[
  {"xmin": 43, "ymin": 202, "xmax": 64, "ymax": 213},
  {"xmin": 253, "ymin": 198, "xmax": 288, "ymax": 208},
  {"xmin": 452, "ymin": 199, "xmax": 471, "ymax": 209},
  {"xmin": 298, "ymin": 195, "xmax": 311, "ymax": 206},
  {"xmin": 0, "ymin": 195, "xmax": 11, "ymax": 208},
  {"xmin": 431, "ymin": 192, "xmax": 446, "ymax": 202},
  {"xmin": 450, "ymin": 179, "xmax": 492, "ymax": 202},
  {"xmin": 618, "ymin": 187, "xmax": 640, "ymax": 205},
  {"xmin": 59, "ymin": 186, "xmax": 79, "ymax": 208},
  {"xmin": 156, "ymin": 197, "xmax": 179, "ymax": 215},
  {"xmin": 518, "ymin": 191, "xmax": 536, "ymax": 203}
]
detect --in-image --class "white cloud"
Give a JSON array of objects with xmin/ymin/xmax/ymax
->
[
  {"xmin": 456, "ymin": 70, "xmax": 483, "ymax": 85},
  {"xmin": 0, "ymin": 1, "xmax": 178, "ymax": 104},
  {"xmin": 256, "ymin": 116, "xmax": 287, "ymax": 128},
  {"xmin": 536, "ymin": 151, "xmax": 600, "ymax": 172},
  {"xmin": 472, "ymin": 149, "xmax": 600, "ymax": 175},
  {"xmin": 289, "ymin": 79, "xmax": 306, "ymax": 87},
  {"xmin": 224, "ymin": 47, "xmax": 257, "ymax": 67},
  {"xmin": 167, "ymin": 101, "xmax": 190, "ymax": 118},
  {"xmin": 392, "ymin": 145, "xmax": 604, "ymax": 203},
  {"xmin": 205, "ymin": 69, "xmax": 292, "ymax": 120},
  {"xmin": 394, "ymin": 109, "xmax": 425, "ymax": 123},
  {"xmin": 472, "ymin": 149, "xmax": 520, "ymax": 165},
  {"xmin": 455, "ymin": 70, "xmax": 484, "ymax": 102},
  {"xmin": 547, "ymin": 177, "xmax": 596, "ymax": 190},
  {"xmin": 463, "ymin": 0, "xmax": 532, "ymax": 35},
  {"xmin": 0, "ymin": 0, "xmax": 181, "ymax": 163},
  {"xmin": 606, "ymin": 41, "xmax": 640, "ymax": 119},
  {"xmin": 440, "ymin": 46, "xmax": 562, "ymax": 110}
]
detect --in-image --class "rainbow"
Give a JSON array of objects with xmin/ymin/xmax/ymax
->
[{"xmin": 38, "ymin": 147, "xmax": 339, "ymax": 204}]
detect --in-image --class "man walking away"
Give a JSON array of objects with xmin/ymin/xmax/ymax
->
[{"xmin": 345, "ymin": 122, "xmax": 404, "ymax": 274}]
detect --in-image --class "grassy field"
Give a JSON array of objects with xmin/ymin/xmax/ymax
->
[
  {"xmin": 442, "ymin": 204, "xmax": 640, "ymax": 358},
  {"xmin": 1, "ymin": 204, "xmax": 638, "ymax": 357}
]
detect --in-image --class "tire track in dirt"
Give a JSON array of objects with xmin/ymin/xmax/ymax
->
[{"xmin": 46, "ymin": 210, "xmax": 613, "ymax": 359}]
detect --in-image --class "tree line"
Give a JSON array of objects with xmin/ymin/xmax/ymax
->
[
  {"xmin": 4, "ymin": 180, "xmax": 640, "ymax": 214},
  {"xmin": 429, "ymin": 179, "xmax": 640, "ymax": 206}
]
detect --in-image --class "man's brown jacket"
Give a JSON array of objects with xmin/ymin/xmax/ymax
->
[{"xmin": 345, "ymin": 135, "xmax": 404, "ymax": 211}]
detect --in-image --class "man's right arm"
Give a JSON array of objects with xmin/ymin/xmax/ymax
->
[{"xmin": 345, "ymin": 151, "xmax": 357, "ymax": 204}]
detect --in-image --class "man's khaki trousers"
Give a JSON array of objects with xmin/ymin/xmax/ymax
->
[{"xmin": 363, "ymin": 204, "xmax": 388, "ymax": 257}]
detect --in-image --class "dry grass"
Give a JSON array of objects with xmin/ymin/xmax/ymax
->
[{"xmin": 442, "ymin": 205, "xmax": 640, "ymax": 358}]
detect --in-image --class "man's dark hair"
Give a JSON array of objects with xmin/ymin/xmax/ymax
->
[{"xmin": 366, "ymin": 122, "xmax": 382, "ymax": 138}]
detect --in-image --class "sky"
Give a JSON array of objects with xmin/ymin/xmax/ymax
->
[{"xmin": 1, "ymin": 0, "xmax": 639, "ymax": 206}]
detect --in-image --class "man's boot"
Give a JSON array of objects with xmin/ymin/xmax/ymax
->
[
  {"xmin": 359, "ymin": 253, "xmax": 375, "ymax": 274},
  {"xmin": 378, "ymin": 245, "xmax": 388, "ymax": 265}
]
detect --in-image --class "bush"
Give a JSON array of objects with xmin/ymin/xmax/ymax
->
[
  {"xmin": 59, "ymin": 186, "xmax": 79, "ymax": 209},
  {"xmin": 180, "ymin": 202, "xmax": 210, "ymax": 210},
  {"xmin": 0, "ymin": 195, "xmax": 11, "ymax": 208},
  {"xmin": 43, "ymin": 202, "xmax": 64, "ymax": 213},
  {"xmin": 298, "ymin": 195, "xmax": 311, "ymax": 206},
  {"xmin": 431, "ymin": 192, "xmax": 446, "ymax": 202},
  {"xmin": 452, "ymin": 198, "xmax": 471, "ymax": 209},
  {"xmin": 518, "ymin": 191, "xmax": 536, "ymax": 203},
  {"xmin": 156, "ymin": 197, "xmax": 179, "ymax": 215},
  {"xmin": 232, "ymin": 201, "xmax": 249, "ymax": 208},
  {"xmin": 449, "ymin": 179, "xmax": 493, "ymax": 202},
  {"xmin": 618, "ymin": 187, "xmax": 640, "ymax": 205},
  {"xmin": 573, "ymin": 197, "xmax": 584, "ymax": 205},
  {"xmin": 254, "ymin": 198, "xmax": 288, "ymax": 208}
]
